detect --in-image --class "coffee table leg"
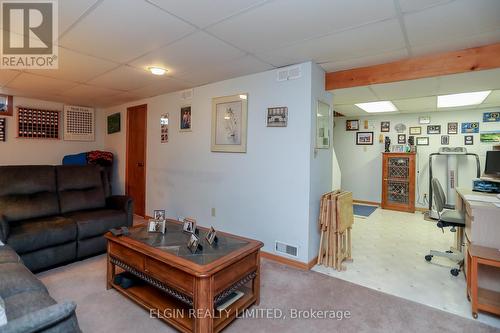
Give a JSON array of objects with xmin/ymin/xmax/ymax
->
[
  {"xmin": 194, "ymin": 277, "xmax": 214, "ymax": 333},
  {"xmin": 254, "ymin": 252, "xmax": 261, "ymax": 306},
  {"xmin": 106, "ymin": 252, "xmax": 115, "ymax": 290}
]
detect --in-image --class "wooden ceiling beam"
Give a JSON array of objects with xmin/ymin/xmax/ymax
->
[{"xmin": 325, "ymin": 43, "xmax": 500, "ymax": 90}]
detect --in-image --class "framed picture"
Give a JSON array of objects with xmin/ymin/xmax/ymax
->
[
  {"xmin": 427, "ymin": 125, "xmax": 441, "ymax": 134},
  {"xmin": 483, "ymin": 112, "xmax": 500, "ymax": 122},
  {"xmin": 441, "ymin": 135, "xmax": 449, "ymax": 145},
  {"xmin": 153, "ymin": 210, "xmax": 166, "ymax": 221},
  {"xmin": 464, "ymin": 135, "xmax": 474, "ymax": 145},
  {"xmin": 419, "ymin": 116, "xmax": 430, "ymax": 124},
  {"xmin": 356, "ymin": 132, "xmax": 373, "ymax": 145},
  {"xmin": 180, "ymin": 105, "xmax": 192, "ymax": 132},
  {"xmin": 148, "ymin": 219, "xmax": 166, "ymax": 234},
  {"xmin": 461, "ymin": 122, "xmax": 479, "ymax": 133},
  {"xmin": 380, "ymin": 121, "xmax": 390, "ymax": 132},
  {"xmin": 107, "ymin": 113, "xmax": 120, "ymax": 134},
  {"xmin": 205, "ymin": 226, "xmax": 218, "ymax": 245},
  {"xmin": 480, "ymin": 131, "xmax": 500, "ymax": 143},
  {"xmin": 161, "ymin": 113, "xmax": 169, "ymax": 143},
  {"xmin": 397, "ymin": 134, "xmax": 406, "ymax": 144},
  {"xmin": 447, "ymin": 122, "xmax": 458, "ymax": 134},
  {"xmin": 0, "ymin": 118, "xmax": 5, "ymax": 142},
  {"xmin": 391, "ymin": 145, "xmax": 404, "ymax": 153},
  {"xmin": 183, "ymin": 218, "xmax": 196, "ymax": 233},
  {"xmin": 346, "ymin": 119, "xmax": 359, "ymax": 131},
  {"xmin": 267, "ymin": 107, "xmax": 288, "ymax": 127},
  {"xmin": 211, "ymin": 94, "xmax": 248, "ymax": 153},
  {"xmin": 409, "ymin": 127, "xmax": 421, "ymax": 135},
  {"xmin": 0, "ymin": 95, "xmax": 13, "ymax": 116},
  {"xmin": 316, "ymin": 100, "xmax": 331, "ymax": 149},
  {"xmin": 187, "ymin": 233, "xmax": 202, "ymax": 254},
  {"xmin": 416, "ymin": 137, "xmax": 429, "ymax": 146}
]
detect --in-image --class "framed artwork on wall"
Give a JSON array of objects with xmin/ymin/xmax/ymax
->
[
  {"xmin": 447, "ymin": 122, "xmax": 458, "ymax": 134},
  {"xmin": 441, "ymin": 135, "xmax": 449, "ymax": 145},
  {"xmin": 419, "ymin": 116, "xmax": 430, "ymax": 124},
  {"xmin": 211, "ymin": 94, "xmax": 248, "ymax": 153},
  {"xmin": 461, "ymin": 122, "xmax": 479, "ymax": 133},
  {"xmin": 180, "ymin": 105, "xmax": 192, "ymax": 132},
  {"xmin": 107, "ymin": 113, "xmax": 121, "ymax": 134},
  {"xmin": 409, "ymin": 127, "xmax": 421, "ymax": 135},
  {"xmin": 416, "ymin": 137, "xmax": 429, "ymax": 146},
  {"xmin": 480, "ymin": 131, "xmax": 500, "ymax": 143},
  {"xmin": 316, "ymin": 100, "xmax": 331, "ymax": 149},
  {"xmin": 397, "ymin": 134, "xmax": 406, "ymax": 144},
  {"xmin": 266, "ymin": 106, "xmax": 288, "ymax": 127},
  {"xmin": 464, "ymin": 135, "xmax": 474, "ymax": 145},
  {"xmin": 161, "ymin": 113, "xmax": 169, "ymax": 143},
  {"xmin": 483, "ymin": 112, "xmax": 500, "ymax": 122},
  {"xmin": 0, "ymin": 118, "xmax": 5, "ymax": 142},
  {"xmin": 427, "ymin": 125, "xmax": 441, "ymax": 134},
  {"xmin": 356, "ymin": 132, "xmax": 373, "ymax": 145},
  {"xmin": 0, "ymin": 95, "xmax": 13, "ymax": 116},
  {"xmin": 346, "ymin": 119, "xmax": 359, "ymax": 131},
  {"xmin": 380, "ymin": 121, "xmax": 390, "ymax": 132}
]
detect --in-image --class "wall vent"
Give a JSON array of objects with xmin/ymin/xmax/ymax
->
[
  {"xmin": 275, "ymin": 241, "xmax": 298, "ymax": 257},
  {"xmin": 276, "ymin": 65, "xmax": 302, "ymax": 82},
  {"xmin": 180, "ymin": 88, "xmax": 193, "ymax": 100}
]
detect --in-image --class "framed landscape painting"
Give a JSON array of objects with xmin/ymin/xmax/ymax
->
[{"xmin": 211, "ymin": 94, "xmax": 248, "ymax": 153}]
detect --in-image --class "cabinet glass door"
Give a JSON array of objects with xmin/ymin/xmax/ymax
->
[{"xmin": 387, "ymin": 157, "xmax": 410, "ymax": 204}]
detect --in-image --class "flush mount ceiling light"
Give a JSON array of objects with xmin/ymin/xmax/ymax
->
[
  {"xmin": 355, "ymin": 101, "xmax": 398, "ymax": 113},
  {"xmin": 148, "ymin": 67, "xmax": 167, "ymax": 76},
  {"xmin": 437, "ymin": 91, "xmax": 491, "ymax": 108}
]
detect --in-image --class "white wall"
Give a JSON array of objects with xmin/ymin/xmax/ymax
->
[
  {"xmin": 333, "ymin": 108, "xmax": 500, "ymax": 208},
  {"xmin": 103, "ymin": 62, "xmax": 329, "ymax": 263},
  {"xmin": 0, "ymin": 96, "xmax": 104, "ymax": 165}
]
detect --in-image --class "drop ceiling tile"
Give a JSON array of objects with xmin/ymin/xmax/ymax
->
[
  {"xmin": 370, "ymin": 77, "xmax": 439, "ymax": 100},
  {"xmin": 59, "ymin": 0, "xmax": 100, "ymax": 35},
  {"xmin": 6, "ymin": 73, "xmax": 78, "ymax": 95},
  {"xmin": 438, "ymin": 69, "xmax": 500, "ymax": 94},
  {"xmin": 333, "ymin": 86, "xmax": 378, "ymax": 104},
  {"xmin": 129, "ymin": 31, "xmax": 245, "ymax": 76},
  {"xmin": 333, "ymin": 104, "xmax": 361, "ymax": 116},
  {"xmin": 147, "ymin": 0, "xmax": 267, "ymax": 28},
  {"xmin": 483, "ymin": 90, "xmax": 500, "ymax": 105},
  {"xmin": 393, "ymin": 96, "xmax": 437, "ymax": 112},
  {"xmin": 0, "ymin": 70, "xmax": 21, "ymax": 87},
  {"xmin": 88, "ymin": 66, "xmax": 172, "ymax": 91},
  {"xmin": 130, "ymin": 79, "xmax": 191, "ymax": 99},
  {"xmin": 260, "ymin": 19, "xmax": 406, "ymax": 64},
  {"xmin": 61, "ymin": 84, "xmax": 122, "ymax": 101},
  {"xmin": 404, "ymin": 0, "xmax": 500, "ymax": 47},
  {"xmin": 320, "ymin": 49, "xmax": 408, "ymax": 72},
  {"xmin": 207, "ymin": 0, "xmax": 396, "ymax": 52},
  {"xmin": 59, "ymin": 0, "xmax": 195, "ymax": 63},
  {"xmin": 26, "ymin": 47, "xmax": 119, "ymax": 83},
  {"xmin": 398, "ymin": 0, "xmax": 453, "ymax": 13}
]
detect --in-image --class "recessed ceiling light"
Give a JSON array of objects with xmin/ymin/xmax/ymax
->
[
  {"xmin": 355, "ymin": 101, "xmax": 398, "ymax": 113},
  {"xmin": 437, "ymin": 91, "xmax": 491, "ymax": 108},
  {"xmin": 148, "ymin": 67, "xmax": 167, "ymax": 76}
]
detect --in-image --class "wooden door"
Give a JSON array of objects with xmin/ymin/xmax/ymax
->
[{"xmin": 126, "ymin": 104, "xmax": 147, "ymax": 217}]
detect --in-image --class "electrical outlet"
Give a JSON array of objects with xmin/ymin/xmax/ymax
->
[{"xmin": 211, "ymin": 208, "xmax": 216, "ymax": 217}]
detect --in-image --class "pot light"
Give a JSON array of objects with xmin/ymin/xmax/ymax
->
[
  {"xmin": 437, "ymin": 91, "xmax": 491, "ymax": 108},
  {"xmin": 355, "ymin": 101, "xmax": 398, "ymax": 113},
  {"xmin": 148, "ymin": 67, "xmax": 167, "ymax": 76}
]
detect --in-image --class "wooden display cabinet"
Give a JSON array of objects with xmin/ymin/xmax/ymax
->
[{"xmin": 381, "ymin": 152, "xmax": 416, "ymax": 213}]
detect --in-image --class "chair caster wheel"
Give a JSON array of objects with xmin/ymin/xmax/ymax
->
[
  {"xmin": 472, "ymin": 312, "xmax": 478, "ymax": 319},
  {"xmin": 425, "ymin": 255, "xmax": 433, "ymax": 262},
  {"xmin": 450, "ymin": 268, "xmax": 460, "ymax": 276}
]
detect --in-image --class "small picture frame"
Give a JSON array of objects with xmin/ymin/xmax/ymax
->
[
  {"xmin": 427, "ymin": 125, "xmax": 441, "ymax": 134},
  {"xmin": 346, "ymin": 119, "xmax": 359, "ymax": 131},
  {"xmin": 183, "ymin": 218, "xmax": 197, "ymax": 233},
  {"xmin": 0, "ymin": 95, "xmax": 13, "ymax": 116},
  {"xmin": 409, "ymin": 127, "xmax": 421, "ymax": 135},
  {"xmin": 419, "ymin": 116, "xmax": 431, "ymax": 124},
  {"xmin": 180, "ymin": 105, "xmax": 192, "ymax": 132},
  {"xmin": 187, "ymin": 233, "xmax": 202, "ymax": 254},
  {"xmin": 416, "ymin": 137, "xmax": 429, "ymax": 146},
  {"xmin": 266, "ymin": 107, "xmax": 288, "ymax": 127},
  {"xmin": 441, "ymin": 135, "xmax": 449, "ymax": 145},
  {"xmin": 447, "ymin": 122, "xmax": 458, "ymax": 134},
  {"xmin": 391, "ymin": 145, "xmax": 405, "ymax": 153},
  {"xmin": 380, "ymin": 121, "xmax": 390, "ymax": 133},
  {"xmin": 107, "ymin": 113, "xmax": 121, "ymax": 134},
  {"xmin": 153, "ymin": 210, "xmax": 166, "ymax": 221},
  {"xmin": 356, "ymin": 132, "xmax": 373, "ymax": 145},
  {"xmin": 464, "ymin": 135, "xmax": 474, "ymax": 145},
  {"xmin": 397, "ymin": 134, "xmax": 406, "ymax": 144},
  {"xmin": 148, "ymin": 219, "xmax": 166, "ymax": 234},
  {"xmin": 205, "ymin": 226, "xmax": 218, "ymax": 245}
]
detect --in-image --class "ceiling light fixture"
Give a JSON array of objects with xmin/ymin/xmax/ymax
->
[
  {"xmin": 355, "ymin": 101, "xmax": 398, "ymax": 113},
  {"xmin": 437, "ymin": 91, "xmax": 491, "ymax": 108},
  {"xmin": 148, "ymin": 67, "xmax": 167, "ymax": 76}
]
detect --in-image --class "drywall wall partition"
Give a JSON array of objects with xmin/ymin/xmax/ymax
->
[
  {"xmin": 0, "ymin": 96, "xmax": 104, "ymax": 165},
  {"xmin": 103, "ymin": 62, "xmax": 330, "ymax": 263},
  {"xmin": 333, "ymin": 108, "xmax": 499, "ymax": 208}
]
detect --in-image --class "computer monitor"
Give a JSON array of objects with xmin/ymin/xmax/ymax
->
[{"xmin": 484, "ymin": 151, "xmax": 500, "ymax": 176}]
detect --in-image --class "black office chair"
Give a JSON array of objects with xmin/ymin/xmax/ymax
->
[{"xmin": 425, "ymin": 178, "xmax": 466, "ymax": 276}]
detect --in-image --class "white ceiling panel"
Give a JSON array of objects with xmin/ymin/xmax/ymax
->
[
  {"xmin": 207, "ymin": 0, "xmax": 396, "ymax": 52},
  {"xmin": 262, "ymin": 19, "xmax": 405, "ymax": 65},
  {"xmin": 333, "ymin": 86, "xmax": 378, "ymax": 104},
  {"xmin": 88, "ymin": 66, "xmax": 173, "ymax": 91},
  {"xmin": 483, "ymin": 90, "xmax": 500, "ymax": 105},
  {"xmin": 6, "ymin": 73, "xmax": 78, "ymax": 95},
  {"xmin": 130, "ymin": 79, "xmax": 191, "ymax": 99},
  {"xmin": 393, "ymin": 96, "xmax": 437, "ymax": 111},
  {"xmin": 320, "ymin": 49, "xmax": 408, "ymax": 72},
  {"xmin": 59, "ymin": 0, "xmax": 100, "ymax": 35},
  {"xmin": 59, "ymin": 0, "xmax": 195, "ymax": 63},
  {"xmin": 438, "ymin": 69, "xmax": 500, "ymax": 94},
  {"xmin": 61, "ymin": 84, "xmax": 122, "ymax": 101},
  {"xmin": 147, "ymin": 0, "xmax": 267, "ymax": 28},
  {"xmin": 397, "ymin": 0, "xmax": 453, "ymax": 13},
  {"xmin": 0, "ymin": 70, "xmax": 21, "ymax": 87},
  {"xmin": 26, "ymin": 47, "xmax": 119, "ymax": 83},
  {"xmin": 370, "ymin": 77, "xmax": 439, "ymax": 100},
  {"xmin": 130, "ymin": 31, "xmax": 245, "ymax": 76}
]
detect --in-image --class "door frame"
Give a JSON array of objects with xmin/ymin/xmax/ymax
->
[{"xmin": 125, "ymin": 104, "xmax": 148, "ymax": 217}]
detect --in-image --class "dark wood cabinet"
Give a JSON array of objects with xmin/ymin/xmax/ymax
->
[{"xmin": 381, "ymin": 152, "xmax": 416, "ymax": 213}]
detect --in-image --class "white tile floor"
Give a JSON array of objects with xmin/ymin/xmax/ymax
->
[{"xmin": 312, "ymin": 208, "xmax": 500, "ymax": 329}]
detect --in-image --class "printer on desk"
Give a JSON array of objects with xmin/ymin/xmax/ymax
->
[{"xmin": 473, "ymin": 150, "xmax": 500, "ymax": 193}]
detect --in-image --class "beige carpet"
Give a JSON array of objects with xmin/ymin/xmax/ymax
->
[{"xmin": 37, "ymin": 256, "xmax": 498, "ymax": 333}]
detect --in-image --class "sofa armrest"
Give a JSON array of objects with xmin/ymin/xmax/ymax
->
[
  {"xmin": 106, "ymin": 195, "xmax": 134, "ymax": 227},
  {"xmin": 2, "ymin": 302, "xmax": 80, "ymax": 333},
  {"xmin": 0, "ymin": 215, "xmax": 9, "ymax": 243}
]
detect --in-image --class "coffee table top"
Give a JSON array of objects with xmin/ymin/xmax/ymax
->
[{"xmin": 125, "ymin": 220, "xmax": 252, "ymax": 266}]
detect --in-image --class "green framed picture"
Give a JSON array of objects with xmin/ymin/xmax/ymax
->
[{"xmin": 107, "ymin": 113, "xmax": 121, "ymax": 134}]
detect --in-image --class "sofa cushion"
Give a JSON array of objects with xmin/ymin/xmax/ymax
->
[
  {"xmin": 0, "ymin": 246, "xmax": 21, "ymax": 264},
  {"xmin": 57, "ymin": 165, "xmax": 106, "ymax": 214},
  {"xmin": 0, "ymin": 263, "xmax": 47, "ymax": 299},
  {"xmin": 0, "ymin": 166, "xmax": 59, "ymax": 223},
  {"xmin": 65, "ymin": 209, "xmax": 127, "ymax": 240},
  {"xmin": 7, "ymin": 217, "xmax": 76, "ymax": 254},
  {"xmin": 4, "ymin": 290, "xmax": 55, "ymax": 321}
]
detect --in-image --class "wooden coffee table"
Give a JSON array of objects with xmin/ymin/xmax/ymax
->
[{"xmin": 105, "ymin": 220, "xmax": 263, "ymax": 333}]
